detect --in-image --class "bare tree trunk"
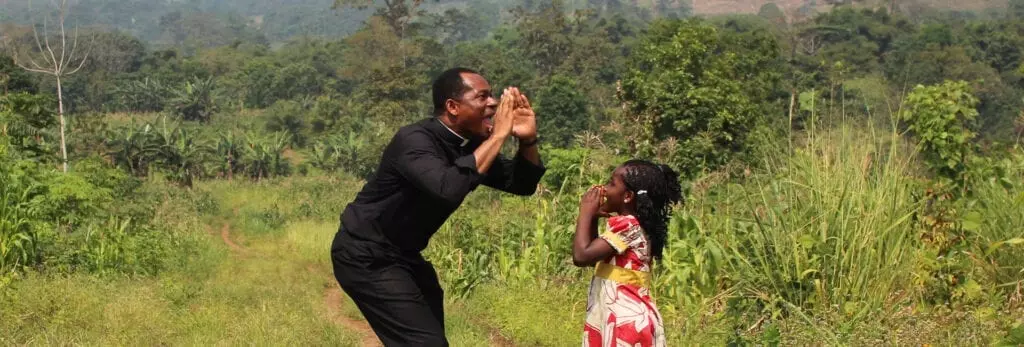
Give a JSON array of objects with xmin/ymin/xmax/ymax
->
[
  {"xmin": 57, "ymin": 75, "xmax": 68, "ymax": 172},
  {"xmin": 6, "ymin": 0, "xmax": 89, "ymax": 174}
]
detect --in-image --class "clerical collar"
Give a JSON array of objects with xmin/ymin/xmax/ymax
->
[{"xmin": 436, "ymin": 118, "xmax": 470, "ymax": 147}]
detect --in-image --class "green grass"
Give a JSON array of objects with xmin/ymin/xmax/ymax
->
[
  {"xmin": 0, "ymin": 177, "xmax": 369, "ymax": 346},
  {"xmin": 0, "ymin": 242, "xmax": 360, "ymax": 346},
  {"xmin": 3, "ymin": 130, "xmax": 1023, "ymax": 346}
]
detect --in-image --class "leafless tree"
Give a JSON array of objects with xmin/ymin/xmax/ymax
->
[{"xmin": 4, "ymin": 0, "xmax": 91, "ymax": 173}]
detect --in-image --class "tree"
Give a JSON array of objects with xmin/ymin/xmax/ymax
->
[
  {"xmin": 620, "ymin": 19, "xmax": 782, "ymax": 178},
  {"xmin": 332, "ymin": 0, "xmax": 426, "ymax": 39},
  {"xmin": 265, "ymin": 100, "xmax": 309, "ymax": 148},
  {"xmin": 511, "ymin": 1, "xmax": 574, "ymax": 76},
  {"xmin": 0, "ymin": 55, "xmax": 36, "ymax": 95},
  {"xmin": 758, "ymin": 3, "xmax": 787, "ymax": 26},
  {"xmin": 808, "ymin": 7, "xmax": 914, "ymax": 76},
  {"xmin": 1, "ymin": 92, "xmax": 57, "ymax": 160},
  {"xmin": 1011, "ymin": 0, "xmax": 1024, "ymax": 19},
  {"xmin": 4, "ymin": 0, "xmax": 90, "ymax": 173},
  {"xmin": 901, "ymin": 80, "xmax": 980, "ymax": 184},
  {"xmin": 536, "ymin": 75, "xmax": 590, "ymax": 147},
  {"xmin": 886, "ymin": 42, "xmax": 1017, "ymax": 138},
  {"xmin": 271, "ymin": 63, "xmax": 323, "ymax": 101},
  {"xmin": 425, "ymin": 6, "xmax": 493, "ymax": 45},
  {"xmin": 82, "ymin": 30, "xmax": 145, "ymax": 74},
  {"xmin": 338, "ymin": 16, "xmax": 434, "ymax": 124}
]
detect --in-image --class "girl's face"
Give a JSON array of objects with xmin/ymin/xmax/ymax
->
[{"xmin": 600, "ymin": 166, "xmax": 634, "ymax": 215}]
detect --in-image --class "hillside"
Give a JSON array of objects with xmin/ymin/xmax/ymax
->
[
  {"xmin": 0, "ymin": 0, "xmax": 1011, "ymax": 47},
  {"xmin": 691, "ymin": 0, "xmax": 1008, "ymax": 17}
]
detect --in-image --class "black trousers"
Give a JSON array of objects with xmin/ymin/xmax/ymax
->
[{"xmin": 330, "ymin": 228, "xmax": 448, "ymax": 347}]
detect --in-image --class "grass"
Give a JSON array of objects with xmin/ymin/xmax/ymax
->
[
  {"xmin": 3, "ymin": 124, "xmax": 1023, "ymax": 345},
  {"xmin": 0, "ymin": 241, "xmax": 360, "ymax": 345}
]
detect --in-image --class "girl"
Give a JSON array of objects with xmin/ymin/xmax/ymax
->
[{"xmin": 573, "ymin": 159, "xmax": 682, "ymax": 347}]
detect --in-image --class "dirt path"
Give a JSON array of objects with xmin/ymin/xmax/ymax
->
[
  {"xmin": 217, "ymin": 219, "xmax": 382, "ymax": 346},
  {"xmin": 487, "ymin": 327, "xmax": 517, "ymax": 347},
  {"xmin": 322, "ymin": 284, "xmax": 383, "ymax": 347},
  {"xmin": 219, "ymin": 222, "xmax": 246, "ymax": 253},
  {"xmin": 218, "ymin": 218, "xmax": 513, "ymax": 347}
]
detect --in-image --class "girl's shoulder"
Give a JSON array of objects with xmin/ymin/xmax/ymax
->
[{"xmin": 606, "ymin": 214, "xmax": 640, "ymax": 233}]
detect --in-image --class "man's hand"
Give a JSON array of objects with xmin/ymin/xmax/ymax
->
[
  {"xmin": 474, "ymin": 89, "xmax": 515, "ymax": 174},
  {"xmin": 509, "ymin": 88, "xmax": 537, "ymax": 142},
  {"xmin": 492, "ymin": 88, "xmax": 515, "ymax": 139}
]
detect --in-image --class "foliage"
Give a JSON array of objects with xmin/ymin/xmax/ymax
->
[
  {"xmin": 3, "ymin": 2, "xmax": 1024, "ymax": 344},
  {"xmin": 309, "ymin": 131, "xmax": 380, "ymax": 179},
  {"xmin": 111, "ymin": 78, "xmax": 169, "ymax": 113},
  {"xmin": 169, "ymin": 76, "xmax": 217, "ymax": 122},
  {"xmin": 0, "ymin": 92, "xmax": 58, "ymax": 161},
  {"xmin": 620, "ymin": 18, "xmax": 782, "ymax": 179},
  {"xmin": 0, "ymin": 55, "xmax": 37, "ymax": 94},
  {"xmin": 901, "ymin": 80, "xmax": 980, "ymax": 184},
  {"xmin": 535, "ymin": 75, "xmax": 590, "ymax": 147},
  {"xmin": 264, "ymin": 100, "xmax": 309, "ymax": 148},
  {"xmin": 960, "ymin": 148, "xmax": 1024, "ymax": 295},
  {"xmin": 0, "ymin": 143, "xmax": 42, "ymax": 274}
]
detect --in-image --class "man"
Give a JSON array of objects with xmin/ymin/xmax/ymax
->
[{"xmin": 330, "ymin": 67, "xmax": 545, "ymax": 346}]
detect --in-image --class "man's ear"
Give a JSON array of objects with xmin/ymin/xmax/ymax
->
[{"xmin": 445, "ymin": 99, "xmax": 460, "ymax": 117}]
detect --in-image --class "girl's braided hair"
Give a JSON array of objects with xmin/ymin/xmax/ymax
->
[{"xmin": 620, "ymin": 159, "xmax": 683, "ymax": 261}]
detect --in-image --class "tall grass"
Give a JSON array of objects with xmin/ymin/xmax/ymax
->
[
  {"xmin": 740, "ymin": 126, "xmax": 920, "ymax": 324},
  {"xmin": 650, "ymin": 124, "xmax": 925, "ymax": 342},
  {"xmin": 964, "ymin": 149, "xmax": 1024, "ymax": 295}
]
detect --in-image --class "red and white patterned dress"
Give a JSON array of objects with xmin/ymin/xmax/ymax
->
[{"xmin": 583, "ymin": 215, "xmax": 666, "ymax": 347}]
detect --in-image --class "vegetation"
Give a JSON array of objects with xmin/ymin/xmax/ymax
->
[{"xmin": 2, "ymin": 0, "xmax": 1024, "ymax": 345}]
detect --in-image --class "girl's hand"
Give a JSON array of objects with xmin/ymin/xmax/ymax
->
[{"xmin": 579, "ymin": 185, "xmax": 607, "ymax": 218}]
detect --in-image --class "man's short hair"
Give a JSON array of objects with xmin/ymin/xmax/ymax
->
[{"xmin": 432, "ymin": 67, "xmax": 480, "ymax": 116}]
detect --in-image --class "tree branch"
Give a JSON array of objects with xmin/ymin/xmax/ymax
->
[
  {"xmin": 42, "ymin": 18, "xmax": 60, "ymax": 72},
  {"xmin": 66, "ymin": 49, "xmax": 89, "ymax": 75},
  {"xmin": 12, "ymin": 59, "xmax": 56, "ymax": 75},
  {"xmin": 24, "ymin": 54, "xmax": 51, "ymax": 71},
  {"xmin": 64, "ymin": 25, "xmax": 85, "ymax": 71},
  {"xmin": 58, "ymin": 0, "xmax": 69, "ymax": 70},
  {"xmin": 31, "ymin": 21, "xmax": 54, "ymax": 66}
]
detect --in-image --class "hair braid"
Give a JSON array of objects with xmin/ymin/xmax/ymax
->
[{"xmin": 621, "ymin": 160, "xmax": 683, "ymax": 261}]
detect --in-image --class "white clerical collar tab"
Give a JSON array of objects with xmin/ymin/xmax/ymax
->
[{"xmin": 437, "ymin": 118, "xmax": 469, "ymax": 147}]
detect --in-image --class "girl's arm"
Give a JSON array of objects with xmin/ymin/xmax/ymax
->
[{"xmin": 573, "ymin": 187, "xmax": 616, "ymax": 267}]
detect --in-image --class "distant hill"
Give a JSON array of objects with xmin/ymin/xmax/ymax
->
[
  {"xmin": 0, "ymin": 0, "xmax": 1009, "ymax": 48},
  {"xmin": 691, "ymin": 0, "xmax": 1008, "ymax": 18}
]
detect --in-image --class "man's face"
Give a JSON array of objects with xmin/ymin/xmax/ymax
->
[{"xmin": 447, "ymin": 73, "xmax": 499, "ymax": 139}]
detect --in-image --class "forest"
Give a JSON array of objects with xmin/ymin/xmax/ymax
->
[{"xmin": 2, "ymin": 0, "xmax": 1024, "ymax": 345}]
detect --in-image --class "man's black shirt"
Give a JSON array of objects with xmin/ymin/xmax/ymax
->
[{"xmin": 337, "ymin": 117, "xmax": 546, "ymax": 253}]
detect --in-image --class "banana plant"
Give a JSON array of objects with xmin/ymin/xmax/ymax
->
[
  {"xmin": 105, "ymin": 122, "xmax": 158, "ymax": 176},
  {"xmin": 212, "ymin": 130, "xmax": 244, "ymax": 180},
  {"xmin": 151, "ymin": 118, "xmax": 209, "ymax": 187},
  {"xmin": 169, "ymin": 76, "xmax": 217, "ymax": 122}
]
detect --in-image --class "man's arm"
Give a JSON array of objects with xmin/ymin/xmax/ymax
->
[
  {"xmin": 394, "ymin": 129, "xmax": 509, "ymax": 206},
  {"xmin": 480, "ymin": 139, "xmax": 545, "ymax": 196},
  {"xmin": 517, "ymin": 136, "xmax": 541, "ymax": 167},
  {"xmin": 480, "ymin": 88, "xmax": 545, "ymax": 195}
]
